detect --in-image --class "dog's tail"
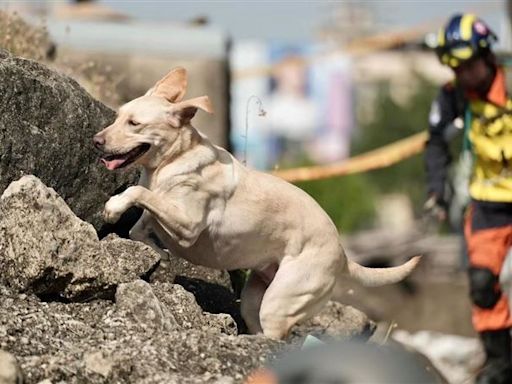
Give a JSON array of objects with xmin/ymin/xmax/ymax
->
[{"xmin": 345, "ymin": 256, "xmax": 421, "ymax": 287}]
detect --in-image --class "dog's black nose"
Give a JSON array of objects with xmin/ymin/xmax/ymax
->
[{"xmin": 93, "ymin": 135, "xmax": 105, "ymax": 148}]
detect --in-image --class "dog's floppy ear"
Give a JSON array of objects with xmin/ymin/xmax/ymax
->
[
  {"xmin": 146, "ymin": 67, "xmax": 188, "ymax": 103},
  {"xmin": 169, "ymin": 96, "xmax": 214, "ymax": 126}
]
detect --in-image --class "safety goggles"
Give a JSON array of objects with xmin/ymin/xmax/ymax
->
[{"xmin": 439, "ymin": 43, "xmax": 477, "ymax": 68}]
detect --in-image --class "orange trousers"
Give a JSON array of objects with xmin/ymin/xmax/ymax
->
[{"xmin": 464, "ymin": 208, "xmax": 512, "ymax": 332}]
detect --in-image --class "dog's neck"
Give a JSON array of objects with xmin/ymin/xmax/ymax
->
[
  {"xmin": 165, "ymin": 124, "xmax": 201, "ymax": 162},
  {"xmin": 146, "ymin": 124, "xmax": 216, "ymax": 180}
]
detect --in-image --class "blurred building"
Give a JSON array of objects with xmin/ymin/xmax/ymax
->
[
  {"xmin": 231, "ymin": 42, "xmax": 354, "ymax": 170},
  {"xmin": 317, "ymin": 1, "xmax": 377, "ymax": 44},
  {"xmin": 229, "ymin": 2, "xmax": 449, "ymax": 170},
  {"xmin": 230, "ymin": 2, "xmax": 512, "ymax": 171}
]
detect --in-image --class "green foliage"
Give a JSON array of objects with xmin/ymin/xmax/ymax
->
[
  {"xmin": 293, "ymin": 76, "xmax": 440, "ymax": 233},
  {"xmin": 295, "ymin": 174, "xmax": 377, "ymax": 233},
  {"xmin": 352, "ymin": 77, "xmax": 439, "ymax": 215}
]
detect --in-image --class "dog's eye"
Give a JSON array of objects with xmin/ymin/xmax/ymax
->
[{"xmin": 128, "ymin": 119, "xmax": 140, "ymax": 126}]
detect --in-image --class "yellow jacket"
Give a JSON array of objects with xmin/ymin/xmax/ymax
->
[{"xmin": 468, "ymin": 69, "xmax": 512, "ymax": 202}]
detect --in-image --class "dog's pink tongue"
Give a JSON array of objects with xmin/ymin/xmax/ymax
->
[{"xmin": 101, "ymin": 158, "xmax": 125, "ymax": 170}]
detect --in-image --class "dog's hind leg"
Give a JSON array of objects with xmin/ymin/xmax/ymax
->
[
  {"xmin": 258, "ymin": 255, "xmax": 338, "ymax": 340},
  {"xmin": 241, "ymin": 264, "xmax": 280, "ymax": 334},
  {"xmin": 240, "ymin": 272, "xmax": 268, "ymax": 334}
]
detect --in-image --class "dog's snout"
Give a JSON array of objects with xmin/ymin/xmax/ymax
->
[{"xmin": 93, "ymin": 135, "xmax": 105, "ymax": 149}]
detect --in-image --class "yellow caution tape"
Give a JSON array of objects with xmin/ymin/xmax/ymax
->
[{"xmin": 271, "ymin": 131, "xmax": 428, "ymax": 182}]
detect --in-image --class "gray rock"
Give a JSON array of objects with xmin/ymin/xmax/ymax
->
[
  {"xmin": 171, "ymin": 275, "xmax": 244, "ymax": 333},
  {"xmin": 291, "ymin": 301, "xmax": 376, "ymax": 343},
  {"xmin": 150, "ymin": 257, "xmax": 232, "ymax": 289},
  {"xmin": 116, "ymin": 280, "xmax": 178, "ymax": 332},
  {"xmin": 0, "ymin": 284, "xmax": 281, "ymax": 383},
  {"xmin": 83, "ymin": 350, "xmax": 113, "ymax": 378},
  {"xmin": 0, "ymin": 350, "xmax": 22, "ymax": 384},
  {"xmin": 204, "ymin": 313, "xmax": 239, "ymax": 337},
  {"xmin": 0, "ymin": 175, "xmax": 159, "ymax": 301},
  {"xmin": 0, "ymin": 52, "xmax": 137, "ymax": 230},
  {"xmin": 152, "ymin": 282, "xmax": 237, "ymax": 336},
  {"xmin": 0, "ymin": 278, "xmax": 375, "ymax": 383},
  {"xmin": 151, "ymin": 258, "xmax": 245, "ymax": 332}
]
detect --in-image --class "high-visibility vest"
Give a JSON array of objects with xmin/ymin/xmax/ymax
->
[{"xmin": 468, "ymin": 97, "xmax": 512, "ymax": 201}]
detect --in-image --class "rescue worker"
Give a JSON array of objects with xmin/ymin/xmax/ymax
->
[{"xmin": 425, "ymin": 13, "xmax": 512, "ymax": 383}]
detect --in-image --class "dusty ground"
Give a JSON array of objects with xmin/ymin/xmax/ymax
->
[
  {"xmin": 338, "ymin": 230, "xmax": 476, "ymax": 337},
  {"xmin": 335, "ymin": 272, "xmax": 475, "ymax": 337}
]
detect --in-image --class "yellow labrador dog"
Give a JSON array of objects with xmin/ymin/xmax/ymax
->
[{"xmin": 94, "ymin": 68, "xmax": 420, "ymax": 340}]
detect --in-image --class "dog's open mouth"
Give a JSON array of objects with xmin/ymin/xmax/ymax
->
[{"xmin": 100, "ymin": 143, "xmax": 150, "ymax": 170}]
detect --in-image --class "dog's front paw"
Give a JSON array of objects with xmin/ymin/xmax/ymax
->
[{"xmin": 103, "ymin": 194, "xmax": 132, "ymax": 223}]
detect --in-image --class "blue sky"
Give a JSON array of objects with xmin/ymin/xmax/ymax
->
[{"xmin": 102, "ymin": 0, "xmax": 506, "ymax": 42}]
